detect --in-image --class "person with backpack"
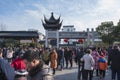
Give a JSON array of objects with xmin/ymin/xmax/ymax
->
[
  {"xmin": 41, "ymin": 48, "xmax": 50, "ymax": 65},
  {"xmin": 98, "ymin": 53, "xmax": 108, "ymax": 80},
  {"xmin": 22, "ymin": 50, "xmax": 53, "ymax": 80}
]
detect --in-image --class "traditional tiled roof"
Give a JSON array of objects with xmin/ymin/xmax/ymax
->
[
  {"xmin": 42, "ymin": 12, "xmax": 62, "ymax": 30},
  {"xmin": 0, "ymin": 31, "xmax": 39, "ymax": 39}
]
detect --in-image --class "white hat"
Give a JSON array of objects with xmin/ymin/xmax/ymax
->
[{"xmin": 15, "ymin": 69, "xmax": 28, "ymax": 75}]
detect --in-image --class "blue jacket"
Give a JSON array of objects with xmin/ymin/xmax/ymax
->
[{"xmin": 0, "ymin": 58, "xmax": 15, "ymax": 80}]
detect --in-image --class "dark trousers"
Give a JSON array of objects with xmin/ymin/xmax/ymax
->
[
  {"xmin": 83, "ymin": 69, "xmax": 93, "ymax": 80},
  {"xmin": 53, "ymin": 68, "xmax": 56, "ymax": 75},
  {"xmin": 69, "ymin": 59, "xmax": 73, "ymax": 68},
  {"xmin": 96, "ymin": 69, "xmax": 99, "ymax": 76},
  {"xmin": 99, "ymin": 70, "xmax": 106, "ymax": 78},
  {"xmin": 78, "ymin": 65, "xmax": 83, "ymax": 80},
  {"xmin": 65, "ymin": 58, "xmax": 68, "ymax": 68},
  {"xmin": 7, "ymin": 58, "xmax": 12, "ymax": 63},
  {"xmin": 60, "ymin": 59, "xmax": 64, "ymax": 69},
  {"xmin": 44, "ymin": 60, "xmax": 49, "ymax": 65},
  {"xmin": 112, "ymin": 69, "xmax": 120, "ymax": 80},
  {"xmin": 93, "ymin": 69, "xmax": 99, "ymax": 76}
]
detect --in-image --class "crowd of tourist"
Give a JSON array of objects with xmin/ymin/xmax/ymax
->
[
  {"xmin": 76, "ymin": 45, "xmax": 120, "ymax": 80},
  {"xmin": 0, "ymin": 45, "xmax": 120, "ymax": 80}
]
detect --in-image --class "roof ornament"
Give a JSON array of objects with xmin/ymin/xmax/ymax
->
[{"xmin": 42, "ymin": 12, "xmax": 62, "ymax": 30}]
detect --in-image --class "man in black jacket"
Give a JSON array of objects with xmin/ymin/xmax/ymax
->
[
  {"xmin": 22, "ymin": 50, "xmax": 53, "ymax": 80},
  {"xmin": 76, "ymin": 48, "xmax": 84, "ymax": 80},
  {"xmin": 108, "ymin": 45, "xmax": 120, "ymax": 80}
]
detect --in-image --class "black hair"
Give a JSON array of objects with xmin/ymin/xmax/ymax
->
[
  {"xmin": 86, "ymin": 49, "xmax": 91, "ymax": 54},
  {"xmin": 22, "ymin": 50, "xmax": 40, "ymax": 62},
  {"xmin": 114, "ymin": 45, "xmax": 118, "ymax": 49}
]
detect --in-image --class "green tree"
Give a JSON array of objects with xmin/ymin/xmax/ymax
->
[
  {"xmin": 1, "ymin": 39, "xmax": 20, "ymax": 47},
  {"xmin": 112, "ymin": 21, "xmax": 120, "ymax": 41},
  {"xmin": 96, "ymin": 21, "xmax": 114, "ymax": 45}
]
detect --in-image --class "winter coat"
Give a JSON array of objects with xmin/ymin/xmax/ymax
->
[
  {"xmin": 91, "ymin": 51, "xmax": 99, "ymax": 69},
  {"xmin": 98, "ymin": 57, "xmax": 107, "ymax": 70},
  {"xmin": 81, "ymin": 54, "xmax": 95, "ymax": 70},
  {"xmin": 41, "ymin": 50, "xmax": 50, "ymax": 62},
  {"xmin": 28, "ymin": 61, "xmax": 53, "ymax": 80},
  {"xmin": 50, "ymin": 51, "xmax": 58, "ymax": 69},
  {"xmin": 0, "ymin": 58, "xmax": 15, "ymax": 80},
  {"xmin": 57, "ymin": 50, "xmax": 64, "ymax": 65},
  {"xmin": 108, "ymin": 49, "xmax": 120, "ymax": 70}
]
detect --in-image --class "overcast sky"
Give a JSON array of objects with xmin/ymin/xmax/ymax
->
[{"xmin": 0, "ymin": 0, "xmax": 120, "ymax": 34}]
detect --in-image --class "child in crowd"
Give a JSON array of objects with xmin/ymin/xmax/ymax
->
[{"xmin": 98, "ymin": 54, "xmax": 108, "ymax": 80}]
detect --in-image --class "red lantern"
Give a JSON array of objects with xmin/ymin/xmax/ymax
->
[
  {"xmin": 64, "ymin": 39, "xmax": 68, "ymax": 43},
  {"xmin": 78, "ymin": 39, "xmax": 83, "ymax": 44}
]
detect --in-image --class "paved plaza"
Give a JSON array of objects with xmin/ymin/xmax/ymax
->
[{"xmin": 54, "ymin": 62, "xmax": 111, "ymax": 80}]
